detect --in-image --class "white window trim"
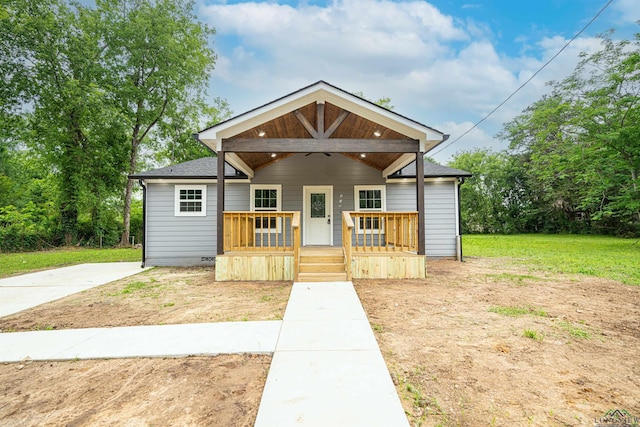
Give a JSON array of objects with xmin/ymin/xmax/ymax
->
[
  {"xmin": 250, "ymin": 184, "xmax": 282, "ymax": 212},
  {"xmin": 174, "ymin": 184, "xmax": 207, "ymax": 217},
  {"xmin": 250, "ymin": 184, "xmax": 282, "ymax": 233},
  {"xmin": 354, "ymin": 185, "xmax": 386, "ymax": 234}
]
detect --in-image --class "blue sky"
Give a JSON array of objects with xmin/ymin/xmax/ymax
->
[{"xmin": 195, "ymin": 0, "xmax": 639, "ymax": 162}]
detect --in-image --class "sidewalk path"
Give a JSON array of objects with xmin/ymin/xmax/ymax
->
[
  {"xmin": 254, "ymin": 281, "xmax": 409, "ymax": 427},
  {"xmin": 0, "ymin": 263, "xmax": 147, "ymax": 317},
  {"xmin": 0, "ymin": 321, "xmax": 281, "ymax": 362},
  {"xmin": 0, "ymin": 272, "xmax": 409, "ymax": 426}
]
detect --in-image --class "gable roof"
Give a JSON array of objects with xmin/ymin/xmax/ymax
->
[
  {"xmin": 199, "ymin": 80, "xmax": 444, "ymax": 142},
  {"xmin": 196, "ymin": 81, "xmax": 449, "ymax": 177},
  {"xmin": 130, "ymin": 157, "xmax": 468, "ymax": 180},
  {"xmin": 129, "ymin": 157, "xmax": 246, "ymax": 180},
  {"xmin": 389, "ymin": 161, "xmax": 472, "ymax": 179}
]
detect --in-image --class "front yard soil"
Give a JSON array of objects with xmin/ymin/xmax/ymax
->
[
  {"xmin": 356, "ymin": 258, "xmax": 640, "ymax": 426},
  {"xmin": 0, "ymin": 355, "xmax": 270, "ymax": 427},
  {"xmin": 1, "ymin": 261, "xmax": 639, "ymax": 426},
  {"xmin": 0, "ymin": 267, "xmax": 291, "ymax": 331},
  {"xmin": 0, "ymin": 267, "xmax": 288, "ymax": 427}
]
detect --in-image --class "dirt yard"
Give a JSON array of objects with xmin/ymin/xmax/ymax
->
[
  {"xmin": 0, "ymin": 267, "xmax": 289, "ymax": 427},
  {"xmin": 357, "ymin": 258, "xmax": 640, "ymax": 426},
  {"xmin": 1, "ymin": 260, "xmax": 639, "ymax": 426}
]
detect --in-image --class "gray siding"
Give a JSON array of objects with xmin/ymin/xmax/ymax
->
[
  {"xmin": 145, "ymin": 183, "xmax": 217, "ymax": 266},
  {"xmin": 387, "ymin": 180, "xmax": 459, "ymax": 258},
  {"xmin": 144, "ymin": 156, "xmax": 460, "ymax": 265},
  {"xmin": 425, "ymin": 180, "xmax": 458, "ymax": 258},
  {"xmin": 252, "ymin": 153, "xmax": 385, "ymax": 246}
]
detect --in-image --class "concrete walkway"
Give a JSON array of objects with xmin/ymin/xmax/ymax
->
[
  {"xmin": 0, "ymin": 262, "xmax": 146, "ymax": 317},
  {"xmin": 0, "ymin": 321, "xmax": 281, "ymax": 362},
  {"xmin": 0, "ymin": 269, "xmax": 409, "ymax": 426},
  {"xmin": 254, "ymin": 281, "xmax": 409, "ymax": 427}
]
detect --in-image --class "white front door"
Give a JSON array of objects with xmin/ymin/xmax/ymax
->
[{"xmin": 303, "ymin": 186, "xmax": 333, "ymax": 246}]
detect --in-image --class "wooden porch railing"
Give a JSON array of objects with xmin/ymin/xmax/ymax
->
[
  {"xmin": 292, "ymin": 212, "xmax": 300, "ymax": 281},
  {"xmin": 223, "ymin": 211, "xmax": 300, "ymax": 254},
  {"xmin": 343, "ymin": 211, "xmax": 419, "ymax": 253},
  {"xmin": 342, "ymin": 211, "xmax": 354, "ymax": 281}
]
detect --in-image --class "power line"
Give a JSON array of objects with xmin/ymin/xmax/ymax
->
[{"xmin": 430, "ymin": 0, "xmax": 614, "ymax": 158}]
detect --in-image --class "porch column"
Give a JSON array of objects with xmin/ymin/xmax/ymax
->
[
  {"xmin": 217, "ymin": 151, "xmax": 225, "ymax": 255},
  {"xmin": 416, "ymin": 152, "xmax": 425, "ymax": 255}
]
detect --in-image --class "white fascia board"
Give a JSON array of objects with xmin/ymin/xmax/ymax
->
[
  {"xmin": 385, "ymin": 177, "xmax": 458, "ymax": 184},
  {"xmin": 145, "ymin": 179, "xmax": 218, "ymax": 184},
  {"xmin": 320, "ymin": 92, "xmax": 432, "ymax": 142},
  {"xmin": 198, "ymin": 82, "xmax": 445, "ymax": 150},
  {"xmin": 198, "ymin": 85, "xmax": 330, "ymax": 150},
  {"xmin": 225, "ymin": 153, "xmax": 254, "ymax": 178},
  {"xmin": 144, "ymin": 178, "xmax": 251, "ymax": 184},
  {"xmin": 382, "ymin": 153, "xmax": 416, "ymax": 177}
]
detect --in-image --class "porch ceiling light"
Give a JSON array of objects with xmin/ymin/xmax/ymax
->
[
  {"xmin": 270, "ymin": 153, "xmax": 277, "ymax": 158},
  {"xmin": 258, "ymin": 130, "xmax": 266, "ymax": 137},
  {"xmin": 360, "ymin": 153, "xmax": 366, "ymax": 158},
  {"xmin": 373, "ymin": 130, "xmax": 381, "ymax": 137}
]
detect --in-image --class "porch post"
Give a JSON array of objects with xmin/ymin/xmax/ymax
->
[
  {"xmin": 217, "ymin": 151, "xmax": 225, "ymax": 255},
  {"xmin": 416, "ymin": 152, "xmax": 425, "ymax": 255}
]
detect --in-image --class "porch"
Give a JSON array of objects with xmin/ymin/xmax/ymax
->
[{"xmin": 214, "ymin": 211, "xmax": 426, "ymax": 281}]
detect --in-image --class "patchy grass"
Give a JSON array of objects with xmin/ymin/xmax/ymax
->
[
  {"xmin": 0, "ymin": 248, "xmax": 141, "ymax": 278},
  {"xmin": 523, "ymin": 329, "xmax": 544, "ymax": 341},
  {"xmin": 395, "ymin": 369, "xmax": 449, "ymax": 427},
  {"xmin": 485, "ymin": 272, "xmax": 542, "ymax": 285},
  {"xmin": 557, "ymin": 321, "xmax": 591, "ymax": 340},
  {"xmin": 463, "ymin": 234, "xmax": 640, "ymax": 285},
  {"xmin": 489, "ymin": 306, "xmax": 547, "ymax": 317}
]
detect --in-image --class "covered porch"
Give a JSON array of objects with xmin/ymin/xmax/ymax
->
[
  {"xmin": 195, "ymin": 81, "xmax": 448, "ymax": 281},
  {"xmin": 215, "ymin": 210, "xmax": 426, "ymax": 281}
]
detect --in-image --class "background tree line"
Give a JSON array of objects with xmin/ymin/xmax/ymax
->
[
  {"xmin": 452, "ymin": 30, "xmax": 639, "ymax": 237},
  {"xmin": 0, "ymin": 0, "xmax": 229, "ymax": 252}
]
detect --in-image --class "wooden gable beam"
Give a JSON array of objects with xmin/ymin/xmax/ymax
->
[
  {"xmin": 324, "ymin": 110, "xmax": 350, "ymax": 138},
  {"xmin": 317, "ymin": 102, "xmax": 325, "ymax": 137},
  {"xmin": 293, "ymin": 104, "xmax": 350, "ymax": 140},
  {"xmin": 222, "ymin": 138, "xmax": 419, "ymax": 153},
  {"xmin": 293, "ymin": 110, "xmax": 318, "ymax": 139}
]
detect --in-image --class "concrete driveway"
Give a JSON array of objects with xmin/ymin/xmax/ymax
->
[{"xmin": 0, "ymin": 263, "xmax": 147, "ymax": 318}]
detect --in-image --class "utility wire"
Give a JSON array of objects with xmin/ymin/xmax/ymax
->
[{"xmin": 430, "ymin": 0, "xmax": 614, "ymax": 157}]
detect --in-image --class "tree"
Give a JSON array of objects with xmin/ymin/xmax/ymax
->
[
  {"xmin": 499, "ymin": 29, "xmax": 640, "ymax": 235},
  {"xmin": 353, "ymin": 92, "xmax": 395, "ymax": 110},
  {"xmin": 94, "ymin": 0, "xmax": 216, "ymax": 246},
  {"xmin": 152, "ymin": 97, "xmax": 232, "ymax": 165},
  {"xmin": 1, "ymin": 0, "xmax": 126, "ymax": 244},
  {"xmin": 567, "ymin": 31, "xmax": 640, "ymax": 229},
  {"xmin": 449, "ymin": 149, "xmax": 526, "ymax": 233}
]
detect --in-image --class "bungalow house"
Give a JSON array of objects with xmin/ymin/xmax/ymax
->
[{"xmin": 131, "ymin": 81, "xmax": 471, "ymax": 281}]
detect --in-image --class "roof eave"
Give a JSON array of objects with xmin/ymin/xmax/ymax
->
[{"xmin": 197, "ymin": 81, "xmax": 446, "ymax": 152}]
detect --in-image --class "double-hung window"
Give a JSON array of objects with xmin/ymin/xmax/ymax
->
[
  {"xmin": 175, "ymin": 185, "xmax": 207, "ymax": 216},
  {"xmin": 354, "ymin": 185, "xmax": 386, "ymax": 232},
  {"xmin": 250, "ymin": 184, "xmax": 281, "ymax": 231}
]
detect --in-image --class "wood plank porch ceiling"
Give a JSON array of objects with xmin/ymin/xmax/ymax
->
[{"xmin": 224, "ymin": 102, "xmax": 416, "ymax": 171}]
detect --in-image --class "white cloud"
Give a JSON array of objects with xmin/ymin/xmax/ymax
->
[
  {"xmin": 613, "ymin": 0, "xmax": 640, "ymax": 24},
  {"xmin": 429, "ymin": 121, "xmax": 501, "ymax": 164}
]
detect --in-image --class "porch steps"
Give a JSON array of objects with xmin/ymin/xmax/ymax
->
[{"xmin": 297, "ymin": 247, "xmax": 348, "ymax": 282}]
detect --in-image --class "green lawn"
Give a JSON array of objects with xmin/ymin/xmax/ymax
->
[
  {"xmin": 0, "ymin": 248, "xmax": 142, "ymax": 278},
  {"xmin": 463, "ymin": 234, "xmax": 640, "ymax": 286}
]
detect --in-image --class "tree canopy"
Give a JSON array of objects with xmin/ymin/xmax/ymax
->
[
  {"xmin": 0, "ymin": 0, "xmax": 219, "ymax": 251},
  {"xmin": 453, "ymin": 29, "xmax": 640, "ymax": 236}
]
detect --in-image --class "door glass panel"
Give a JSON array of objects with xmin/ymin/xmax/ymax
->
[{"xmin": 310, "ymin": 193, "xmax": 325, "ymax": 218}]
